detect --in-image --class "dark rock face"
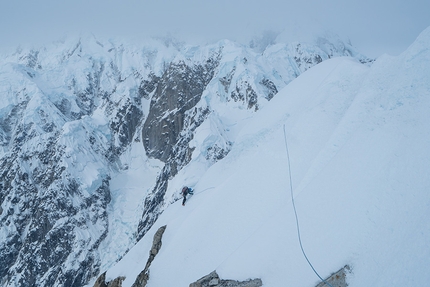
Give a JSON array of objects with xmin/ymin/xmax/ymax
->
[
  {"xmin": 111, "ymin": 101, "xmax": 142, "ymax": 146},
  {"xmin": 315, "ymin": 265, "xmax": 351, "ymax": 287},
  {"xmin": 94, "ymin": 225, "xmax": 167, "ymax": 287},
  {"xmin": 138, "ymin": 106, "xmax": 211, "ymax": 238},
  {"xmin": 93, "ymin": 272, "xmax": 108, "ymax": 287},
  {"xmin": 138, "ymin": 73, "xmax": 160, "ymax": 100},
  {"xmin": 131, "ymin": 225, "xmax": 167, "ymax": 287},
  {"xmin": 189, "ymin": 270, "xmax": 262, "ymax": 287},
  {"xmin": 93, "ymin": 272, "xmax": 126, "ymax": 287},
  {"xmin": 260, "ymin": 78, "xmax": 278, "ymax": 101},
  {"xmin": 138, "ymin": 55, "xmax": 219, "ymax": 239},
  {"xmin": 205, "ymin": 141, "xmax": 232, "ymax": 163},
  {"xmin": 219, "ymin": 66, "xmax": 236, "ymax": 93},
  {"xmin": 107, "ymin": 277, "xmax": 126, "ymax": 287},
  {"xmin": 142, "ymin": 58, "xmax": 219, "ymax": 163},
  {"xmin": 231, "ymin": 80, "xmax": 259, "ymax": 111},
  {"xmin": 294, "ymin": 43, "xmax": 324, "ymax": 71}
]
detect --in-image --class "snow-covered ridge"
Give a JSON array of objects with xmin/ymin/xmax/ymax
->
[
  {"xmin": 0, "ymin": 33, "xmax": 370, "ymax": 286},
  {"xmin": 100, "ymin": 27, "xmax": 430, "ymax": 286}
]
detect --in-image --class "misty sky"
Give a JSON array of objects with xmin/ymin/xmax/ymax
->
[{"xmin": 1, "ymin": 0, "xmax": 429, "ymax": 58}]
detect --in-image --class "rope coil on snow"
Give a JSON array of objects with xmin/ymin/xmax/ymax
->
[{"xmin": 283, "ymin": 125, "xmax": 333, "ymax": 287}]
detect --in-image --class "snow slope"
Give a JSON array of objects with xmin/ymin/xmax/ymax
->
[{"xmin": 102, "ymin": 27, "xmax": 430, "ymax": 286}]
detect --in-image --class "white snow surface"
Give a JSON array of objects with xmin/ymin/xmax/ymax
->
[{"xmin": 97, "ymin": 28, "xmax": 430, "ymax": 286}]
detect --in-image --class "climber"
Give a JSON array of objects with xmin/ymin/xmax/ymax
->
[{"xmin": 181, "ymin": 186, "xmax": 193, "ymax": 206}]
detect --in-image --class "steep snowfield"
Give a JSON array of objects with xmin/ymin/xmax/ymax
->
[{"xmin": 101, "ymin": 27, "xmax": 430, "ymax": 287}]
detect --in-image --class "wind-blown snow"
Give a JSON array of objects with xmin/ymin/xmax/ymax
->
[{"xmin": 100, "ymin": 27, "xmax": 430, "ymax": 287}]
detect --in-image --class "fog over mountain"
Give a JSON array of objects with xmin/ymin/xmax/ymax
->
[{"xmin": 1, "ymin": 0, "xmax": 429, "ymax": 57}]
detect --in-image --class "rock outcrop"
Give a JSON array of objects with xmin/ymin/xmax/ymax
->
[
  {"xmin": 93, "ymin": 272, "xmax": 108, "ymax": 287},
  {"xmin": 189, "ymin": 271, "xmax": 262, "ymax": 287},
  {"xmin": 93, "ymin": 272, "xmax": 125, "ymax": 287},
  {"xmin": 315, "ymin": 265, "xmax": 351, "ymax": 287},
  {"xmin": 132, "ymin": 225, "xmax": 167, "ymax": 287},
  {"xmin": 93, "ymin": 225, "xmax": 167, "ymax": 287}
]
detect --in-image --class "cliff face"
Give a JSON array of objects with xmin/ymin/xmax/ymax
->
[
  {"xmin": 138, "ymin": 55, "xmax": 220, "ymax": 239},
  {"xmin": 0, "ymin": 35, "xmax": 369, "ymax": 286},
  {"xmin": 143, "ymin": 57, "xmax": 219, "ymax": 166}
]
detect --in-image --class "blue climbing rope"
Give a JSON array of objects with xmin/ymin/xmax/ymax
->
[{"xmin": 283, "ymin": 125, "xmax": 333, "ymax": 287}]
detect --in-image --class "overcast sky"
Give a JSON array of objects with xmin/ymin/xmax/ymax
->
[{"xmin": 1, "ymin": 0, "xmax": 429, "ymax": 58}]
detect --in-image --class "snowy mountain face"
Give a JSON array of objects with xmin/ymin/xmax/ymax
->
[
  {"xmin": 0, "ymin": 34, "xmax": 370, "ymax": 287},
  {"xmin": 102, "ymin": 27, "xmax": 430, "ymax": 287}
]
